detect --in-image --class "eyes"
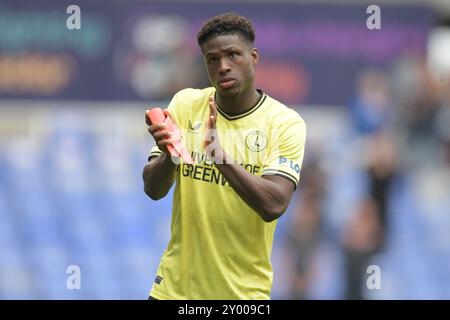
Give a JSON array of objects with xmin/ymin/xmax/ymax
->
[
  {"xmin": 208, "ymin": 57, "xmax": 219, "ymax": 64},
  {"xmin": 207, "ymin": 51, "xmax": 240, "ymax": 65}
]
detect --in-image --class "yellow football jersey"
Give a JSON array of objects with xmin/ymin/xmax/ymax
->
[{"xmin": 148, "ymin": 87, "xmax": 306, "ymax": 300}]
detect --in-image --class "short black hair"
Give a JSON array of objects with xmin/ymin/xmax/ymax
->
[{"xmin": 197, "ymin": 12, "xmax": 255, "ymax": 47}]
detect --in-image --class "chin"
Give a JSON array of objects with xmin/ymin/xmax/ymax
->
[{"xmin": 216, "ymin": 85, "xmax": 240, "ymax": 97}]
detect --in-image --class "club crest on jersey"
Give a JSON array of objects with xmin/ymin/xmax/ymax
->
[
  {"xmin": 188, "ymin": 120, "xmax": 201, "ymax": 133},
  {"xmin": 245, "ymin": 130, "xmax": 268, "ymax": 152}
]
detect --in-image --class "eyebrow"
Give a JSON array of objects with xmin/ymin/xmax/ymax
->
[{"xmin": 205, "ymin": 46, "xmax": 241, "ymax": 58}]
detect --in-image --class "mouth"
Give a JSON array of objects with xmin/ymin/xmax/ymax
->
[{"xmin": 218, "ymin": 78, "xmax": 236, "ymax": 89}]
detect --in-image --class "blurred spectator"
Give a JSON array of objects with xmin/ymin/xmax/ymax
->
[
  {"xmin": 284, "ymin": 162, "xmax": 326, "ymax": 299},
  {"xmin": 343, "ymin": 72, "xmax": 399, "ymax": 299},
  {"xmin": 434, "ymin": 77, "xmax": 450, "ymax": 166},
  {"xmin": 349, "ymin": 69, "xmax": 391, "ymax": 136},
  {"xmin": 341, "ymin": 197, "xmax": 383, "ymax": 300},
  {"xmin": 364, "ymin": 133, "xmax": 399, "ymax": 244},
  {"xmin": 390, "ymin": 55, "xmax": 445, "ymax": 169}
]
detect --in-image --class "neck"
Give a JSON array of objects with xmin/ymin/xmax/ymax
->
[{"xmin": 216, "ymin": 88, "xmax": 261, "ymax": 116}]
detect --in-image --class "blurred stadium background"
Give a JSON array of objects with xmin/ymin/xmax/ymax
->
[{"xmin": 1, "ymin": 0, "xmax": 450, "ymax": 299}]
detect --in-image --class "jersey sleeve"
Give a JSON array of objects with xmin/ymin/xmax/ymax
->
[
  {"xmin": 261, "ymin": 113, "xmax": 306, "ymax": 188},
  {"xmin": 147, "ymin": 91, "xmax": 183, "ymax": 161}
]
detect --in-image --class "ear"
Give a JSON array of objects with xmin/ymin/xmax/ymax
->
[{"xmin": 251, "ymin": 48, "xmax": 259, "ymax": 66}]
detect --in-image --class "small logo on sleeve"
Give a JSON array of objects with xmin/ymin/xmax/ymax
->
[
  {"xmin": 279, "ymin": 157, "xmax": 301, "ymax": 174},
  {"xmin": 155, "ymin": 275, "xmax": 163, "ymax": 285}
]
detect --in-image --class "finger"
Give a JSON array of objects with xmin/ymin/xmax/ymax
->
[
  {"xmin": 148, "ymin": 123, "xmax": 166, "ymax": 133},
  {"xmin": 206, "ymin": 115, "xmax": 213, "ymax": 130},
  {"xmin": 209, "ymin": 96, "xmax": 218, "ymax": 119},
  {"xmin": 157, "ymin": 139, "xmax": 173, "ymax": 149},
  {"xmin": 209, "ymin": 116, "xmax": 216, "ymax": 130},
  {"xmin": 153, "ymin": 130, "xmax": 172, "ymax": 140}
]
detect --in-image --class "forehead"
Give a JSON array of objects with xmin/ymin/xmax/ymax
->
[{"xmin": 201, "ymin": 34, "xmax": 250, "ymax": 54}]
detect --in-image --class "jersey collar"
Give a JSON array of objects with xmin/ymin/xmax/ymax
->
[{"xmin": 214, "ymin": 89, "xmax": 266, "ymax": 121}]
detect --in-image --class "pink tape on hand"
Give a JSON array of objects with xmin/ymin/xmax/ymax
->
[
  {"xmin": 146, "ymin": 108, "xmax": 193, "ymax": 164},
  {"xmin": 146, "ymin": 108, "xmax": 178, "ymax": 157}
]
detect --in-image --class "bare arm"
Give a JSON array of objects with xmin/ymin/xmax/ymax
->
[
  {"xmin": 215, "ymin": 162, "xmax": 294, "ymax": 222},
  {"xmin": 143, "ymin": 153, "xmax": 178, "ymax": 200},
  {"xmin": 205, "ymin": 96, "xmax": 295, "ymax": 222}
]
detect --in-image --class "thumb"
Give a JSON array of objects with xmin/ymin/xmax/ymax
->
[
  {"xmin": 208, "ymin": 115, "xmax": 216, "ymax": 130},
  {"xmin": 208, "ymin": 96, "xmax": 218, "ymax": 119}
]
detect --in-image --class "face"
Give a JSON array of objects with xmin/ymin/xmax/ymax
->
[{"xmin": 201, "ymin": 34, "xmax": 258, "ymax": 97}]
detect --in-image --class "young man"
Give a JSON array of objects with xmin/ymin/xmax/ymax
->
[{"xmin": 143, "ymin": 12, "xmax": 306, "ymax": 300}]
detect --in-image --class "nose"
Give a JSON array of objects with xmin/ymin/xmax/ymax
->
[{"xmin": 218, "ymin": 58, "xmax": 231, "ymax": 75}]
